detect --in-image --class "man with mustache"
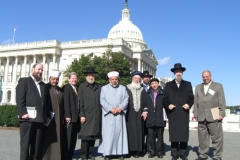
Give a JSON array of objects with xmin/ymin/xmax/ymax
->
[
  {"xmin": 78, "ymin": 67, "xmax": 101, "ymax": 160},
  {"xmin": 163, "ymin": 63, "xmax": 194, "ymax": 160},
  {"xmin": 98, "ymin": 71, "xmax": 129, "ymax": 160},
  {"xmin": 125, "ymin": 71, "xmax": 148, "ymax": 158},
  {"xmin": 16, "ymin": 63, "xmax": 49, "ymax": 160}
]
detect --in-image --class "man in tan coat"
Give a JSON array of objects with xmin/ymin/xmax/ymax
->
[{"xmin": 194, "ymin": 70, "xmax": 226, "ymax": 160}]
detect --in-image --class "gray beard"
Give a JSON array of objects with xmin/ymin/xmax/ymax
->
[
  {"xmin": 175, "ymin": 76, "xmax": 182, "ymax": 82},
  {"xmin": 131, "ymin": 82, "xmax": 141, "ymax": 89},
  {"xmin": 110, "ymin": 83, "xmax": 118, "ymax": 88}
]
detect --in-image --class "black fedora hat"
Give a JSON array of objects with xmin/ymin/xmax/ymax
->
[
  {"xmin": 171, "ymin": 63, "xmax": 186, "ymax": 72},
  {"xmin": 142, "ymin": 70, "xmax": 153, "ymax": 78},
  {"xmin": 150, "ymin": 78, "xmax": 159, "ymax": 84},
  {"xmin": 83, "ymin": 66, "xmax": 98, "ymax": 74}
]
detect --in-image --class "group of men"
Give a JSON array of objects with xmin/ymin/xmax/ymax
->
[{"xmin": 16, "ymin": 62, "xmax": 226, "ymax": 160}]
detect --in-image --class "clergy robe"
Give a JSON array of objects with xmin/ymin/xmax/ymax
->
[
  {"xmin": 41, "ymin": 83, "xmax": 64, "ymax": 160},
  {"xmin": 126, "ymin": 85, "xmax": 147, "ymax": 153},
  {"xmin": 98, "ymin": 84, "xmax": 129, "ymax": 156}
]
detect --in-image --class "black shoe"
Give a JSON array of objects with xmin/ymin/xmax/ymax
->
[
  {"xmin": 157, "ymin": 152, "xmax": 163, "ymax": 158},
  {"xmin": 81, "ymin": 158, "xmax": 87, "ymax": 160},
  {"xmin": 104, "ymin": 156, "xmax": 110, "ymax": 160},
  {"xmin": 171, "ymin": 158, "xmax": 177, "ymax": 160},
  {"xmin": 212, "ymin": 158, "xmax": 220, "ymax": 160},
  {"xmin": 119, "ymin": 156, "xmax": 124, "ymax": 160},
  {"xmin": 198, "ymin": 157, "xmax": 207, "ymax": 160},
  {"xmin": 89, "ymin": 156, "xmax": 95, "ymax": 160},
  {"xmin": 148, "ymin": 153, "xmax": 155, "ymax": 158},
  {"xmin": 180, "ymin": 155, "xmax": 188, "ymax": 160}
]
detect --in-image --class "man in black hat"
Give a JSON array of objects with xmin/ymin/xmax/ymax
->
[
  {"xmin": 141, "ymin": 70, "xmax": 153, "ymax": 154},
  {"xmin": 141, "ymin": 70, "xmax": 153, "ymax": 92},
  {"xmin": 163, "ymin": 63, "xmax": 194, "ymax": 160},
  {"xmin": 78, "ymin": 66, "xmax": 102, "ymax": 160}
]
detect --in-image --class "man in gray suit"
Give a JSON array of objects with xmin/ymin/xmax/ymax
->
[{"xmin": 194, "ymin": 70, "xmax": 226, "ymax": 160}]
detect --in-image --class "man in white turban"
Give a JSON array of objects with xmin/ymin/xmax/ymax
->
[
  {"xmin": 41, "ymin": 69, "xmax": 64, "ymax": 160},
  {"xmin": 98, "ymin": 71, "xmax": 129, "ymax": 160}
]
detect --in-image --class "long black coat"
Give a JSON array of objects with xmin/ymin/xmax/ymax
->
[
  {"xmin": 78, "ymin": 81, "xmax": 101, "ymax": 137},
  {"xmin": 126, "ymin": 87, "xmax": 147, "ymax": 152},
  {"xmin": 163, "ymin": 79, "xmax": 194, "ymax": 142},
  {"xmin": 145, "ymin": 88, "xmax": 166, "ymax": 128}
]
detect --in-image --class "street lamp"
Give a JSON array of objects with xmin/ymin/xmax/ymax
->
[{"xmin": 0, "ymin": 70, "xmax": 4, "ymax": 104}]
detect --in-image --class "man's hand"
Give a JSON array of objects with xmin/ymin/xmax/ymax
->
[
  {"xmin": 21, "ymin": 114, "xmax": 29, "ymax": 119},
  {"xmin": 182, "ymin": 104, "xmax": 190, "ymax": 110},
  {"xmin": 116, "ymin": 107, "xmax": 122, "ymax": 113},
  {"xmin": 194, "ymin": 117, "xmax": 198, "ymax": 121},
  {"xmin": 111, "ymin": 108, "xmax": 117, "ymax": 114},
  {"xmin": 80, "ymin": 117, "xmax": 86, "ymax": 124},
  {"xmin": 141, "ymin": 112, "xmax": 148, "ymax": 121},
  {"xmin": 66, "ymin": 117, "xmax": 71, "ymax": 123},
  {"xmin": 218, "ymin": 115, "xmax": 223, "ymax": 121},
  {"xmin": 168, "ymin": 104, "xmax": 176, "ymax": 110}
]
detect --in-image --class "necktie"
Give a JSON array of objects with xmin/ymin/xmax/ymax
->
[
  {"xmin": 154, "ymin": 91, "xmax": 157, "ymax": 107},
  {"xmin": 73, "ymin": 87, "xmax": 78, "ymax": 95}
]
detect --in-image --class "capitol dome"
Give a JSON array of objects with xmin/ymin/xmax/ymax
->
[{"xmin": 108, "ymin": 2, "xmax": 147, "ymax": 49}]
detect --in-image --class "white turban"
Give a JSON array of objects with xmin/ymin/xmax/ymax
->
[
  {"xmin": 107, "ymin": 71, "xmax": 119, "ymax": 78},
  {"xmin": 49, "ymin": 69, "xmax": 61, "ymax": 78}
]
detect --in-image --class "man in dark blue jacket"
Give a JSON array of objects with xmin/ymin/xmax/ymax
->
[{"xmin": 145, "ymin": 78, "xmax": 166, "ymax": 158}]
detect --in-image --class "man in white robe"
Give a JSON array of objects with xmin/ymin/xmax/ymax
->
[{"xmin": 98, "ymin": 71, "xmax": 129, "ymax": 160}]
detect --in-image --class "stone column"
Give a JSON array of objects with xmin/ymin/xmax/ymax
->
[
  {"xmin": 42, "ymin": 54, "xmax": 46, "ymax": 81},
  {"xmin": 4, "ymin": 57, "xmax": 9, "ymax": 85},
  {"xmin": 138, "ymin": 59, "xmax": 141, "ymax": 71},
  {"xmin": 22, "ymin": 55, "xmax": 27, "ymax": 77},
  {"xmin": 52, "ymin": 54, "xmax": 56, "ymax": 69},
  {"xmin": 33, "ymin": 55, "xmax": 36, "ymax": 65},
  {"xmin": 13, "ymin": 56, "xmax": 18, "ymax": 84}
]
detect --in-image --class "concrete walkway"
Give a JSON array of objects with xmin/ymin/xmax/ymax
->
[{"xmin": 0, "ymin": 128, "xmax": 239, "ymax": 160}]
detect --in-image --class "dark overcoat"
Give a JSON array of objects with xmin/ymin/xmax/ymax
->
[
  {"xmin": 42, "ymin": 83, "xmax": 64, "ymax": 160},
  {"xmin": 145, "ymin": 88, "xmax": 166, "ymax": 128},
  {"xmin": 163, "ymin": 79, "xmax": 194, "ymax": 142},
  {"xmin": 125, "ymin": 87, "xmax": 147, "ymax": 152},
  {"xmin": 78, "ymin": 81, "xmax": 102, "ymax": 137}
]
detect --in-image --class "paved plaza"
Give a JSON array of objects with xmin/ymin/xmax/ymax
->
[{"xmin": 0, "ymin": 128, "xmax": 239, "ymax": 160}]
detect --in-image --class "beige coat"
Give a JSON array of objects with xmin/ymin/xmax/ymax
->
[{"xmin": 194, "ymin": 81, "xmax": 226, "ymax": 122}]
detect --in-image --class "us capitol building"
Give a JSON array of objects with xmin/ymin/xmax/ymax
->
[{"xmin": 0, "ymin": 1, "xmax": 158, "ymax": 105}]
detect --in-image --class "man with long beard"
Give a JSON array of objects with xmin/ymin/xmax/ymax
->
[
  {"xmin": 98, "ymin": 71, "xmax": 129, "ymax": 160},
  {"xmin": 126, "ymin": 71, "xmax": 148, "ymax": 158},
  {"xmin": 16, "ymin": 63, "xmax": 49, "ymax": 160},
  {"xmin": 163, "ymin": 63, "xmax": 194, "ymax": 160},
  {"xmin": 78, "ymin": 66, "xmax": 101, "ymax": 160}
]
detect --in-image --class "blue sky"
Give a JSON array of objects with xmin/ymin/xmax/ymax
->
[{"xmin": 1, "ymin": 0, "xmax": 239, "ymax": 106}]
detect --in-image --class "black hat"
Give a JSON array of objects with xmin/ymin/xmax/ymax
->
[
  {"xmin": 142, "ymin": 70, "xmax": 153, "ymax": 78},
  {"xmin": 170, "ymin": 63, "xmax": 186, "ymax": 72},
  {"xmin": 131, "ymin": 71, "xmax": 143, "ymax": 77},
  {"xmin": 83, "ymin": 66, "xmax": 98, "ymax": 74},
  {"xmin": 150, "ymin": 78, "xmax": 159, "ymax": 84}
]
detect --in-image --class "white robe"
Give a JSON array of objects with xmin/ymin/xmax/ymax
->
[{"xmin": 98, "ymin": 84, "xmax": 129, "ymax": 156}]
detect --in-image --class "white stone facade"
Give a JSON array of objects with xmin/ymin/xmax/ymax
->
[{"xmin": 0, "ymin": 2, "xmax": 158, "ymax": 105}]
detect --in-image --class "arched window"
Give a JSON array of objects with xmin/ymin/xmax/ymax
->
[{"xmin": 7, "ymin": 90, "xmax": 11, "ymax": 102}]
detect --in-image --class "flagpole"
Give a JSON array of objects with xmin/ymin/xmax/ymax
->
[{"xmin": 13, "ymin": 27, "xmax": 17, "ymax": 44}]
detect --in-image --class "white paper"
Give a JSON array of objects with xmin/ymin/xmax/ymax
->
[
  {"xmin": 208, "ymin": 89, "xmax": 215, "ymax": 95},
  {"xmin": 26, "ymin": 106, "xmax": 37, "ymax": 118}
]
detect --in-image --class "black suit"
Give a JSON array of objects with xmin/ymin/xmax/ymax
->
[
  {"xmin": 62, "ymin": 83, "xmax": 80, "ymax": 160},
  {"xmin": 16, "ymin": 77, "xmax": 49, "ymax": 160}
]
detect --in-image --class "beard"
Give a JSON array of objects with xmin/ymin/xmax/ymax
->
[
  {"xmin": 86, "ymin": 77, "xmax": 95, "ymax": 84},
  {"xmin": 175, "ymin": 75, "xmax": 182, "ymax": 82},
  {"xmin": 131, "ymin": 82, "xmax": 141, "ymax": 89},
  {"xmin": 110, "ymin": 82, "xmax": 118, "ymax": 88},
  {"xmin": 32, "ymin": 72, "xmax": 42, "ymax": 82}
]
